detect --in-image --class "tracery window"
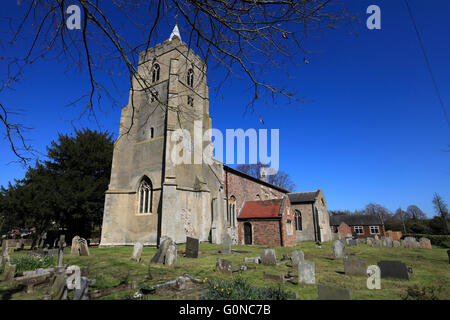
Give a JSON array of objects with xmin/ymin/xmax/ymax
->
[
  {"xmin": 295, "ymin": 210, "xmax": 302, "ymax": 231},
  {"xmin": 152, "ymin": 64, "xmax": 160, "ymax": 83},
  {"xmin": 187, "ymin": 68, "xmax": 194, "ymax": 87},
  {"xmin": 138, "ymin": 177, "xmax": 153, "ymax": 214}
]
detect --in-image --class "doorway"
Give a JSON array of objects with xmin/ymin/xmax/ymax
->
[{"xmin": 244, "ymin": 222, "xmax": 252, "ymax": 245}]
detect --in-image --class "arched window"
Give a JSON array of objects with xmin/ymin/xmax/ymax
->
[
  {"xmin": 187, "ymin": 68, "xmax": 194, "ymax": 87},
  {"xmin": 150, "ymin": 127, "xmax": 154, "ymax": 138},
  {"xmin": 229, "ymin": 196, "xmax": 236, "ymax": 227},
  {"xmin": 152, "ymin": 64, "xmax": 160, "ymax": 83},
  {"xmin": 138, "ymin": 177, "xmax": 153, "ymax": 214},
  {"xmin": 295, "ymin": 210, "xmax": 302, "ymax": 231},
  {"xmin": 255, "ymin": 194, "xmax": 261, "ymax": 201}
]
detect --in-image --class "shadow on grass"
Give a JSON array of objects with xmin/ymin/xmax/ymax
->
[{"xmin": 0, "ymin": 284, "xmax": 26, "ymax": 300}]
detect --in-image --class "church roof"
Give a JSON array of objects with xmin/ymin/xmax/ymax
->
[
  {"xmin": 169, "ymin": 24, "xmax": 181, "ymax": 41},
  {"xmin": 238, "ymin": 199, "xmax": 284, "ymax": 219},
  {"xmin": 287, "ymin": 190, "xmax": 320, "ymax": 204},
  {"xmin": 329, "ymin": 215, "xmax": 383, "ymax": 226}
]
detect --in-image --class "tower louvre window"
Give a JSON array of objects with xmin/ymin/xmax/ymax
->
[
  {"xmin": 187, "ymin": 68, "xmax": 194, "ymax": 87},
  {"xmin": 151, "ymin": 91, "xmax": 158, "ymax": 102},
  {"xmin": 152, "ymin": 63, "xmax": 160, "ymax": 83},
  {"xmin": 187, "ymin": 96, "xmax": 193, "ymax": 107}
]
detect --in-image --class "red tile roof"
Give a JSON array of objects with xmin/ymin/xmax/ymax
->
[{"xmin": 238, "ymin": 199, "xmax": 283, "ymax": 219}]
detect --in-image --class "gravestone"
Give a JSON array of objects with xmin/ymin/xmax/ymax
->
[
  {"xmin": 343, "ymin": 256, "xmax": 367, "ymax": 276},
  {"xmin": 185, "ymin": 237, "xmax": 199, "ymax": 258},
  {"xmin": 260, "ymin": 249, "xmax": 277, "ymax": 266},
  {"xmin": 347, "ymin": 239, "xmax": 357, "ymax": 246},
  {"xmin": 150, "ymin": 237, "xmax": 173, "ymax": 264},
  {"xmin": 263, "ymin": 272, "xmax": 285, "ymax": 283},
  {"xmin": 50, "ymin": 268, "xmax": 67, "ymax": 300},
  {"xmin": 383, "ymin": 237, "xmax": 393, "ymax": 247},
  {"xmin": 221, "ymin": 234, "xmax": 232, "ymax": 254},
  {"xmin": 393, "ymin": 240, "xmax": 401, "ymax": 248},
  {"xmin": 131, "ymin": 242, "xmax": 143, "ymax": 262},
  {"xmin": 332, "ymin": 240, "xmax": 346, "ymax": 259},
  {"xmin": 419, "ymin": 237, "xmax": 432, "ymax": 249},
  {"xmin": 403, "ymin": 237, "xmax": 419, "ymax": 249},
  {"xmin": 216, "ymin": 258, "xmax": 233, "ymax": 274},
  {"xmin": 165, "ymin": 243, "xmax": 177, "ymax": 266},
  {"xmin": 298, "ymin": 260, "xmax": 315, "ymax": 285},
  {"xmin": 291, "ymin": 250, "xmax": 305, "ymax": 267},
  {"xmin": 57, "ymin": 235, "xmax": 65, "ymax": 267},
  {"xmin": 366, "ymin": 238, "xmax": 373, "ymax": 246},
  {"xmin": 244, "ymin": 257, "xmax": 261, "ymax": 264},
  {"xmin": 71, "ymin": 236, "xmax": 80, "ymax": 256},
  {"xmin": 357, "ymin": 238, "xmax": 366, "ymax": 245},
  {"xmin": 74, "ymin": 276, "xmax": 89, "ymax": 300},
  {"xmin": 78, "ymin": 238, "xmax": 90, "ymax": 256},
  {"xmin": 374, "ymin": 234, "xmax": 379, "ymax": 240},
  {"xmin": 373, "ymin": 240, "xmax": 382, "ymax": 247},
  {"xmin": 2, "ymin": 262, "xmax": 16, "ymax": 281},
  {"xmin": 377, "ymin": 260, "xmax": 410, "ymax": 280},
  {"xmin": 317, "ymin": 283, "xmax": 351, "ymax": 300}
]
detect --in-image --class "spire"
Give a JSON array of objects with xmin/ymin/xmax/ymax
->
[{"xmin": 169, "ymin": 24, "xmax": 181, "ymax": 41}]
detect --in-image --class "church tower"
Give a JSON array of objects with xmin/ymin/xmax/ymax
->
[{"xmin": 100, "ymin": 26, "xmax": 227, "ymax": 246}]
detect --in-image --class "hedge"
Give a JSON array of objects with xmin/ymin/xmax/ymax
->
[{"xmin": 403, "ymin": 234, "xmax": 450, "ymax": 248}]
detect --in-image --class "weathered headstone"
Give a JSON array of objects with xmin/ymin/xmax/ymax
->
[
  {"xmin": 165, "ymin": 243, "xmax": 177, "ymax": 266},
  {"xmin": 377, "ymin": 260, "xmax": 410, "ymax": 280},
  {"xmin": 374, "ymin": 234, "xmax": 379, "ymax": 240},
  {"xmin": 2, "ymin": 262, "xmax": 16, "ymax": 281},
  {"xmin": 73, "ymin": 276, "xmax": 90, "ymax": 300},
  {"xmin": 366, "ymin": 265, "xmax": 381, "ymax": 289},
  {"xmin": 185, "ymin": 237, "xmax": 199, "ymax": 258},
  {"xmin": 347, "ymin": 239, "xmax": 358, "ymax": 246},
  {"xmin": 317, "ymin": 283, "xmax": 351, "ymax": 300},
  {"xmin": 419, "ymin": 237, "xmax": 432, "ymax": 249},
  {"xmin": 216, "ymin": 258, "xmax": 233, "ymax": 274},
  {"xmin": 332, "ymin": 240, "xmax": 346, "ymax": 259},
  {"xmin": 57, "ymin": 235, "xmax": 65, "ymax": 267},
  {"xmin": 1, "ymin": 239, "xmax": 9, "ymax": 263},
  {"xmin": 71, "ymin": 236, "xmax": 80, "ymax": 256},
  {"xmin": 131, "ymin": 242, "xmax": 143, "ymax": 262},
  {"xmin": 50, "ymin": 267, "xmax": 67, "ymax": 300},
  {"xmin": 366, "ymin": 238, "xmax": 373, "ymax": 246},
  {"xmin": 343, "ymin": 256, "xmax": 367, "ymax": 276},
  {"xmin": 403, "ymin": 237, "xmax": 419, "ymax": 249},
  {"xmin": 78, "ymin": 238, "xmax": 90, "ymax": 256},
  {"xmin": 383, "ymin": 237, "xmax": 393, "ymax": 247},
  {"xmin": 291, "ymin": 250, "xmax": 305, "ymax": 267},
  {"xmin": 373, "ymin": 240, "xmax": 382, "ymax": 247},
  {"xmin": 221, "ymin": 234, "xmax": 232, "ymax": 254},
  {"xmin": 260, "ymin": 249, "xmax": 277, "ymax": 266},
  {"xmin": 298, "ymin": 260, "xmax": 315, "ymax": 285},
  {"xmin": 244, "ymin": 257, "xmax": 260, "ymax": 264},
  {"xmin": 39, "ymin": 232, "xmax": 47, "ymax": 249},
  {"xmin": 150, "ymin": 237, "xmax": 173, "ymax": 264},
  {"xmin": 263, "ymin": 272, "xmax": 285, "ymax": 283},
  {"xmin": 393, "ymin": 240, "xmax": 401, "ymax": 248}
]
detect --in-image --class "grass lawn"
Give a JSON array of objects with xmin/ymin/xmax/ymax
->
[{"xmin": 1, "ymin": 241, "xmax": 449, "ymax": 300}]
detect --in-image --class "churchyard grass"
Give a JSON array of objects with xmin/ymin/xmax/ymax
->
[{"xmin": 2, "ymin": 242, "xmax": 449, "ymax": 300}]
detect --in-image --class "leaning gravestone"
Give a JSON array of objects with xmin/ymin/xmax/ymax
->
[
  {"xmin": 332, "ymin": 240, "xmax": 346, "ymax": 259},
  {"xmin": 78, "ymin": 238, "xmax": 90, "ymax": 256},
  {"xmin": 221, "ymin": 234, "xmax": 232, "ymax": 254},
  {"xmin": 71, "ymin": 236, "xmax": 80, "ymax": 256},
  {"xmin": 74, "ymin": 276, "xmax": 89, "ymax": 300},
  {"xmin": 216, "ymin": 258, "xmax": 233, "ymax": 274},
  {"xmin": 419, "ymin": 237, "xmax": 432, "ymax": 249},
  {"xmin": 317, "ymin": 283, "xmax": 351, "ymax": 300},
  {"xmin": 291, "ymin": 250, "xmax": 305, "ymax": 267},
  {"xmin": 260, "ymin": 249, "xmax": 277, "ymax": 266},
  {"xmin": 185, "ymin": 237, "xmax": 199, "ymax": 258},
  {"xmin": 165, "ymin": 243, "xmax": 177, "ymax": 266},
  {"xmin": 343, "ymin": 256, "xmax": 367, "ymax": 276},
  {"xmin": 150, "ymin": 237, "xmax": 173, "ymax": 264},
  {"xmin": 298, "ymin": 260, "xmax": 315, "ymax": 285},
  {"xmin": 131, "ymin": 242, "xmax": 144, "ymax": 262},
  {"xmin": 377, "ymin": 260, "xmax": 410, "ymax": 280}
]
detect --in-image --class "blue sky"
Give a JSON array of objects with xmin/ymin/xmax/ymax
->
[{"xmin": 0, "ymin": 0, "xmax": 449, "ymax": 216}]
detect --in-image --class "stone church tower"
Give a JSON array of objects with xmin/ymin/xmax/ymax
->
[{"xmin": 100, "ymin": 26, "xmax": 227, "ymax": 246}]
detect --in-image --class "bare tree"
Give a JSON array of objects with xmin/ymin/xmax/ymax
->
[
  {"xmin": 364, "ymin": 203, "xmax": 392, "ymax": 222},
  {"xmin": 0, "ymin": 0, "xmax": 355, "ymax": 164},
  {"xmin": 432, "ymin": 193, "xmax": 449, "ymax": 234},
  {"xmin": 405, "ymin": 204, "xmax": 427, "ymax": 220},
  {"xmin": 236, "ymin": 162, "xmax": 296, "ymax": 191}
]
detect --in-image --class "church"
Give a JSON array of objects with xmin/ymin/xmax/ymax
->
[{"xmin": 99, "ymin": 26, "xmax": 332, "ymax": 247}]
